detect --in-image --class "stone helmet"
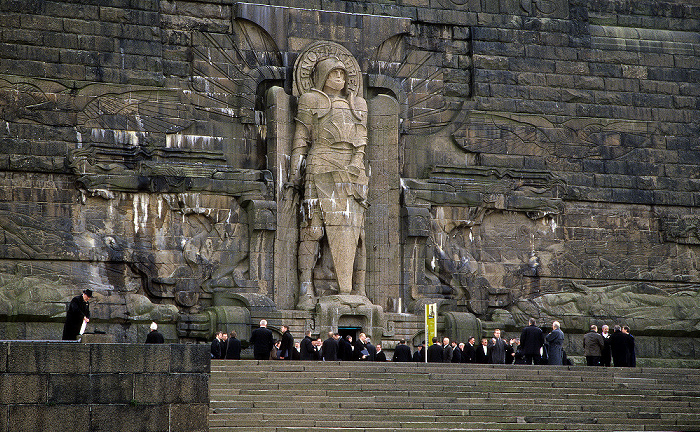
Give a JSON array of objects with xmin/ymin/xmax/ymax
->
[{"xmin": 312, "ymin": 57, "xmax": 348, "ymax": 93}]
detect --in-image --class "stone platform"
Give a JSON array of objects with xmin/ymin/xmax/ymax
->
[
  {"xmin": 210, "ymin": 360, "xmax": 700, "ymax": 432},
  {"xmin": 0, "ymin": 341, "xmax": 210, "ymax": 432}
]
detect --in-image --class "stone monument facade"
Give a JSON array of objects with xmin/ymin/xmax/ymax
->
[{"xmin": 0, "ymin": 0, "xmax": 698, "ymax": 362}]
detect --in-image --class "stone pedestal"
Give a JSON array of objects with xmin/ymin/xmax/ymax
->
[{"xmin": 314, "ymin": 295, "xmax": 385, "ymax": 342}]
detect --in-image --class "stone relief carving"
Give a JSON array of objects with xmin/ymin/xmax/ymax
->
[
  {"xmin": 402, "ymin": 166, "xmax": 564, "ymax": 316},
  {"xmin": 509, "ymin": 282, "xmax": 700, "ymax": 334},
  {"xmin": 0, "ymin": 272, "xmax": 178, "ymax": 326},
  {"xmin": 453, "ymin": 110, "xmax": 662, "ymax": 163},
  {"xmin": 661, "ymin": 216, "xmax": 700, "ymax": 245}
]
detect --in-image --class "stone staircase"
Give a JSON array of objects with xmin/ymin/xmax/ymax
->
[{"xmin": 210, "ymin": 360, "xmax": 700, "ymax": 432}]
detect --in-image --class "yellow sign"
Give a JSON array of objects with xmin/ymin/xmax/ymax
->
[{"xmin": 424, "ymin": 303, "xmax": 437, "ymax": 362}]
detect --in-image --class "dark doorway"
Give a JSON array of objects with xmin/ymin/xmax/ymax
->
[{"xmin": 338, "ymin": 327, "xmax": 361, "ymax": 342}]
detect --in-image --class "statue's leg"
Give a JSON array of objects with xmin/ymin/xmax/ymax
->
[
  {"xmin": 297, "ymin": 214, "xmax": 323, "ymax": 309},
  {"xmin": 353, "ymin": 227, "xmax": 366, "ymax": 296}
]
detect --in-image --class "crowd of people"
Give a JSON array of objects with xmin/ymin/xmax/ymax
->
[{"xmin": 210, "ymin": 318, "xmax": 637, "ymax": 367}]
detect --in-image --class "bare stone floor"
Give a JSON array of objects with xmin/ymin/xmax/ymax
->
[{"xmin": 209, "ymin": 360, "xmax": 700, "ymax": 432}]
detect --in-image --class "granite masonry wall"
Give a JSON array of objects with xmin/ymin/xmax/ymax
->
[
  {"xmin": 0, "ymin": 0, "xmax": 698, "ymax": 360},
  {"xmin": 0, "ymin": 342, "xmax": 209, "ymax": 432}
]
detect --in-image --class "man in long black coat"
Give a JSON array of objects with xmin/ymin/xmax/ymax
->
[
  {"xmin": 392, "ymin": 339, "xmax": 412, "ymax": 362},
  {"xmin": 450, "ymin": 341, "xmax": 462, "ymax": 363},
  {"xmin": 300, "ymin": 330, "xmax": 316, "ymax": 360},
  {"xmin": 609, "ymin": 325, "xmax": 628, "ymax": 367},
  {"xmin": 427, "ymin": 337, "xmax": 443, "ymax": 363},
  {"xmin": 475, "ymin": 338, "xmax": 489, "ymax": 364},
  {"xmin": 622, "ymin": 326, "xmax": 636, "ymax": 367},
  {"xmin": 412, "ymin": 344, "xmax": 424, "ymax": 362},
  {"xmin": 225, "ymin": 331, "xmax": 242, "ymax": 359},
  {"xmin": 278, "ymin": 325, "xmax": 294, "ymax": 360},
  {"xmin": 62, "ymin": 289, "xmax": 92, "ymax": 340},
  {"xmin": 250, "ymin": 320, "xmax": 274, "ymax": 360},
  {"xmin": 322, "ymin": 332, "xmax": 338, "ymax": 361},
  {"xmin": 489, "ymin": 329, "xmax": 507, "ymax": 364},
  {"xmin": 463, "ymin": 337, "xmax": 476, "ymax": 363},
  {"xmin": 211, "ymin": 331, "xmax": 225, "ymax": 359},
  {"xmin": 519, "ymin": 317, "xmax": 544, "ymax": 365},
  {"xmin": 339, "ymin": 335, "xmax": 354, "ymax": 361}
]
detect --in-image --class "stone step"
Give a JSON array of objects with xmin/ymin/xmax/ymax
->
[
  {"xmin": 209, "ymin": 398, "xmax": 698, "ymax": 412},
  {"xmin": 210, "ymin": 361, "xmax": 700, "ymax": 377},
  {"xmin": 208, "ymin": 361, "xmax": 700, "ymax": 432},
  {"xmin": 209, "ymin": 410, "xmax": 700, "ymax": 423},
  {"xmin": 210, "ymin": 388, "xmax": 699, "ymax": 401},
  {"xmin": 210, "ymin": 379, "xmax": 700, "ymax": 395}
]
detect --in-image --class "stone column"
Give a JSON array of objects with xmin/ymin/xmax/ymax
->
[
  {"xmin": 266, "ymin": 87, "xmax": 297, "ymax": 310},
  {"xmin": 366, "ymin": 95, "xmax": 401, "ymax": 310}
]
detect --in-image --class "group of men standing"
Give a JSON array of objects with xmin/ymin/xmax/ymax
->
[
  {"xmin": 583, "ymin": 324, "xmax": 636, "ymax": 367},
  {"xmin": 212, "ymin": 318, "xmax": 636, "ymax": 367},
  {"xmin": 210, "ymin": 329, "xmax": 242, "ymax": 359},
  {"xmin": 309, "ymin": 331, "xmax": 385, "ymax": 361},
  {"xmin": 425, "ymin": 319, "xmax": 567, "ymax": 365}
]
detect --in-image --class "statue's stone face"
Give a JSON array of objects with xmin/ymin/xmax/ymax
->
[{"xmin": 324, "ymin": 68, "xmax": 346, "ymax": 92}]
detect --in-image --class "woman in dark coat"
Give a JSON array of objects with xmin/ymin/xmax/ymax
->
[
  {"xmin": 545, "ymin": 321, "xmax": 565, "ymax": 365},
  {"xmin": 62, "ymin": 289, "xmax": 92, "ymax": 340}
]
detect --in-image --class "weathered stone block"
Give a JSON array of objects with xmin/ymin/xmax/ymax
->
[
  {"xmin": 8, "ymin": 405, "xmax": 89, "ymax": 432},
  {"xmin": 90, "ymin": 373, "xmax": 134, "ymax": 404},
  {"xmin": 134, "ymin": 373, "xmax": 208, "ymax": 404},
  {"xmin": 91, "ymin": 344, "xmax": 147, "ymax": 373},
  {"xmin": 48, "ymin": 374, "xmax": 92, "ymax": 404},
  {"xmin": 7, "ymin": 342, "xmax": 90, "ymax": 374},
  {"xmin": 90, "ymin": 404, "xmax": 168, "ymax": 432},
  {"xmin": 169, "ymin": 403, "xmax": 209, "ymax": 432},
  {"xmin": 0, "ymin": 374, "xmax": 47, "ymax": 404},
  {"xmin": 170, "ymin": 344, "xmax": 210, "ymax": 373}
]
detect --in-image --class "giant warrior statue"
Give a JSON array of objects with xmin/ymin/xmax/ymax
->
[
  {"xmin": 288, "ymin": 56, "xmax": 369, "ymax": 309},
  {"xmin": 272, "ymin": 42, "xmax": 379, "ymax": 312}
]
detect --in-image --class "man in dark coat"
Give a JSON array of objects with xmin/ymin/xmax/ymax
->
[
  {"xmin": 300, "ymin": 330, "xmax": 316, "ymax": 360},
  {"xmin": 211, "ymin": 331, "xmax": 224, "ymax": 359},
  {"xmin": 278, "ymin": 325, "xmax": 294, "ymax": 360},
  {"xmin": 463, "ymin": 337, "xmax": 476, "ymax": 363},
  {"xmin": 475, "ymin": 338, "xmax": 489, "ymax": 364},
  {"xmin": 392, "ymin": 339, "xmax": 412, "ymax": 362},
  {"xmin": 225, "ymin": 330, "xmax": 242, "ymax": 359},
  {"xmin": 250, "ymin": 319, "xmax": 274, "ymax": 360},
  {"xmin": 450, "ymin": 341, "xmax": 462, "ymax": 363},
  {"xmin": 322, "ymin": 331, "xmax": 338, "ymax": 361},
  {"xmin": 427, "ymin": 337, "xmax": 443, "ymax": 363},
  {"xmin": 519, "ymin": 317, "xmax": 544, "ymax": 365},
  {"xmin": 356, "ymin": 333, "xmax": 375, "ymax": 361},
  {"xmin": 545, "ymin": 321, "xmax": 565, "ymax": 365},
  {"xmin": 412, "ymin": 344, "xmax": 424, "ymax": 362},
  {"xmin": 488, "ymin": 329, "xmax": 507, "ymax": 364},
  {"xmin": 145, "ymin": 322, "xmax": 165, "ymax": 344},
  {"xmin": 622, "ymin": 325, "xmax": 636, "ymax": 367},
  {"xmin": 338, "ymin": 335, "xmax": 354, "ymax": 361},
  {"xmin": 375, "ymin": 344, "xmax": 387, "ymax": 361},
  {"xmin": 442, "ymin": 337, "xmax": 453, "ymax": 363},
  {"xmin": 62, "ymin": 289, "xmax": 92, "ymax": 340},
  {"xmin": 609, "ymin": 325, "xmax": 628, "ymax": 367}
]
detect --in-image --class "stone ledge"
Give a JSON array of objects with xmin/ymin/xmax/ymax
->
[{"xmin": 0, "ymin": 342, "xmax": 210, "ymax": 432}]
